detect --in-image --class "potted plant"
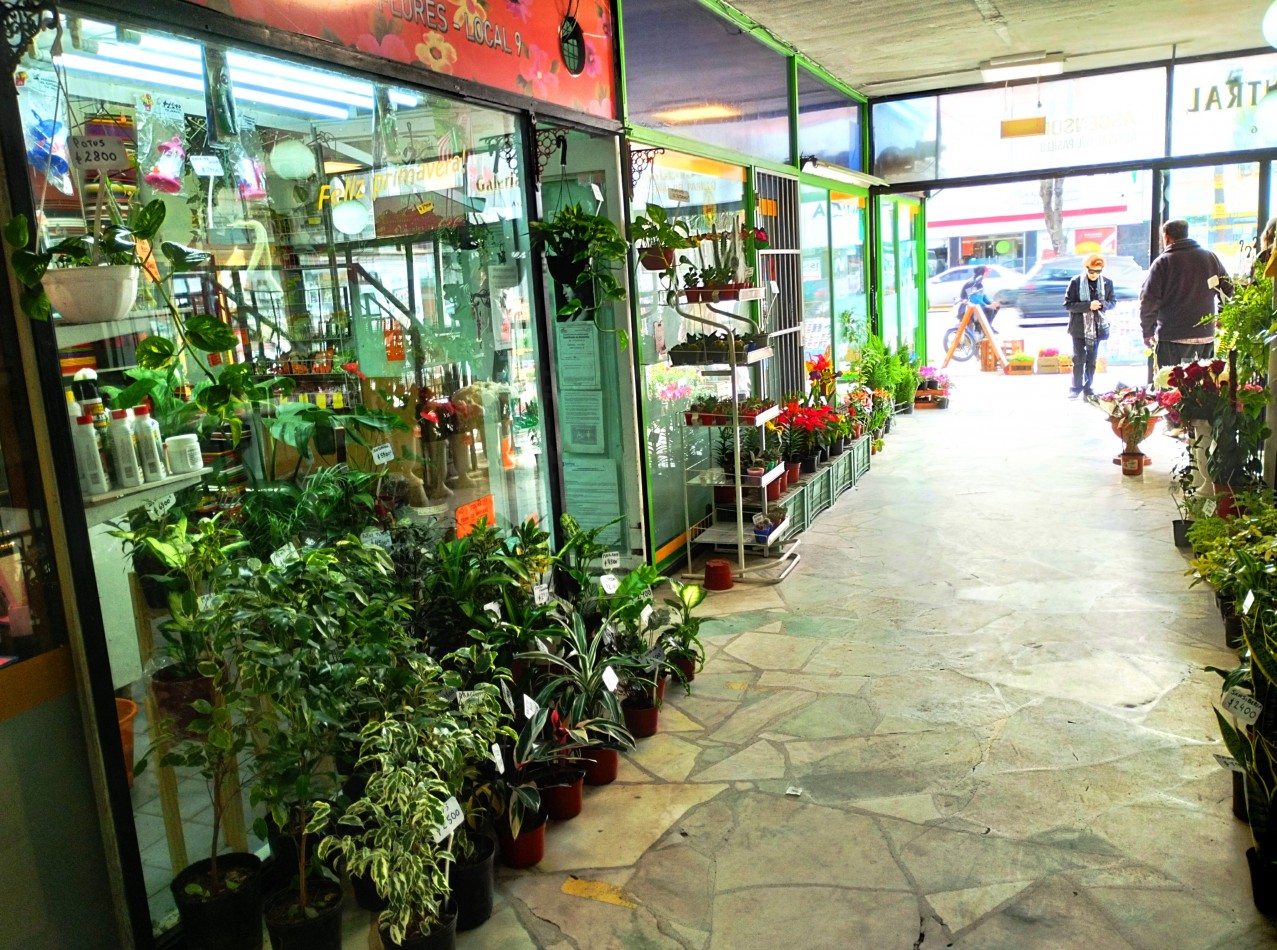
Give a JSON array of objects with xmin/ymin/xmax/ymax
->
[
  {"xmin": 1207, "ymin": 351, "xmax": 1270, "ymax": 516},
  {"xmin": 138, "ymin": 579, "xmax": 264, "ymax": 950},
  {"xmin": 679, "ymin": 225, "xmax": 753, "ymax": 301},
  {"xmin": 530, "ymin": 203, "xmax": 629, "ymax": 344},
  {"xmin": 629, "ymin": 202, "xmax": 693, "ymax": 274},
  {"xmin": 316, "ymin": 697, "xmax": 473, "ymax": 950},
  {"xmin": 110, "ymin": 511, "xmax": 246, "ymax": 736},
  {"xmin": 1093, "ymin": 386, "xmax": 1165, "ymax": 476},
  {"xmin": 661, "ymin": 580, "xmax": 710, "ymax": 686}
]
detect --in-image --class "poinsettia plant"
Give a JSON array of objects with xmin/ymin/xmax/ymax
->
[{"xmin": 1095, "ymin": 385, "xmax": 1165, "ymax": 450}]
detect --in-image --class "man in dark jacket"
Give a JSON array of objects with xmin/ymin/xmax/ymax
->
[
  {"xmin": 1064, "ymin": 252, "xmax": 1116, "ymax": 399},
  {"xmin": 1139, "ymin": 220, "xmax": 1233, "ymax": 368}
]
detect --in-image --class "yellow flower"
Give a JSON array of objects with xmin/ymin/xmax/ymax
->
[{"xmin": 416, "ymin": 35, "xmax": 458, "ymax": 74}]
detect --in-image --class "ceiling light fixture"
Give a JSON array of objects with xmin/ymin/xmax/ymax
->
[
  {"xmin": 980, "ymin": 52, "xmax": 1064, "ymax": 83},
  {"xmin": 799, "ymin": 156, "xmax": 887, "ymax": 188},
  {"xmin": 649, "ymin": 103, "xmax": 741, "ymax": 124}
]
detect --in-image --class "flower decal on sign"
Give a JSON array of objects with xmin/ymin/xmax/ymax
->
[
  {"xmin": 453, "ymin": 0, "xmax": 488, "ymax": 30},
  {"xmin": 520, "ymin": 44, "xmax": 560, "ymax": 100},
  {"xmin": 356, "ymin": 31, "xmax": 412, "ymax": 63},
  {"xmin": 504, "ymin": 0, "xmax": 532, "ymax": 23},
  {"xmin": 417, "ymin": 34, "xmax": 459, "ymax": 74}
]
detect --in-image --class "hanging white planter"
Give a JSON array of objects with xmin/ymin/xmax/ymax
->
[{"xmin": 43, "ymin": 265, "xmax": 140, "ymax": 324}]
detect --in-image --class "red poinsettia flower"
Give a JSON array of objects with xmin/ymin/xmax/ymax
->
[{"xmin": 342, "ymin": 361, "xmax": 367, "ymax": 380}]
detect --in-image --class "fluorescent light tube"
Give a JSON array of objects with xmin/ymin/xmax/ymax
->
[
  {"xmin": 56, "ymin": 53, "xmax": 204, "ymax": 92},
  {"xmin": 980, "ymin": 53, "xmax": 1064, "ymax": 83},
  {"xmin": 649, "ymin": 104, "xmax": 741, "ymax": 123}
]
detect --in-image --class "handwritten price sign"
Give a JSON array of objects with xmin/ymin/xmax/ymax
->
[{"xmin": 70, "ymin": 135, "xmax": 128, "ymax": 173}]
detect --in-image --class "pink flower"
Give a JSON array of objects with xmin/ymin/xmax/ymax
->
[
  {"xmin": 355, "ymin": 32, "xmax": 411, "ymax": 62},
  {"xmin": 504, "ymin": 0, "xmax": 532, "ymax": 23},
  {"xmin": 521, "ymin": 45, "xmax": 560, "ymax": 100}
]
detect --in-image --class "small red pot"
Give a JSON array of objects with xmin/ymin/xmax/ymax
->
[
  {"xmin": 766, "ymin": 478, "xmax": 782, "ymax": 501},
  {"xmin": 582, "ymin": 746, "xmax": 619, "ymax": 786},
  {"xmin": 672, "ymin": 654, "xmax": 697, "ymax": 683},
  {"xmin": 540, "ymin": 770, "xmax": 585, "ymax": 821},
  {"xmin": 640, "ymin": 246, "xmax": 675, "ymax": 271},
  {"xmin": 704, "ymin": 558, "xmax": 733, "ymax": 590},
  {"xmin": 623, "ymin": 701, "xmax": 660, "ymax": 739},
  {"xmin": 498, "ymin": 815, "xmax": 546, "ymax": 869}
]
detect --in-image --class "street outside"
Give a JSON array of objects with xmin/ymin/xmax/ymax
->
[{"xmin": 923, "ymin": 304, "xmax": 1152, "ymax": 395}]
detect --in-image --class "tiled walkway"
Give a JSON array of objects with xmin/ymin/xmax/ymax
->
[{"xmin": 342, "ymin": 370, "xmax": 1277, "ymax": 948}]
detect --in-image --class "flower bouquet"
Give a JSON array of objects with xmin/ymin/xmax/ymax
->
[{"xmin": 1094, "ymin": 386, "xmax": 1164, "ymax": 473}]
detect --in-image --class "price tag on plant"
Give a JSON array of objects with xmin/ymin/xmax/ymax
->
[
  {"xmin": 601, "ymin": 550, "xmax": 621, "ymax": 570},
  {"xmin": 523, "ymin": 694, "xmax": 539, "ymax": 718},
  {"xmin": 145, "ymin": 493, "xmax": 177, "ymax": 521},
  {"xmin": 432, "ymin": 796, "xmax": 465, "ymax": 843},
  {"xmin": 1215, "ymin": 753, "xmax": 1244, "ymax": 773},
  {"xmin": 533, "ymin": 584, "xmax": 550, "ymax": 606},
  {"xmin": 189, "ymin": 153, "xmax": 223, "ymax": 177},
  {"xmin": 602, "ymin": 666, "xmax": 619, "ymax": 692},
  {"xmin": 371, "ymin": 442, "xmax": 395, "ymax": 465},
  {"xmin": 1243, "ymin": 590, "xmax": 1256, "ymax": 615},
  {"xmin": 70, "ymin": 134, "xmax": 129, "ymax": 173},
  {"xmin": 640, "ymin": 604, "xmax": 654, "ymax": 629},
  {"xmin": 484, "ymin": 601, "xmax": 502, "ymax": 620},
  {"xmin": 1223, "ymin": 688, "xmax": 1263, "ymax": 725},
  {"xmin": 360, "ymin": 528, "xmax": 391, "ymax": 549},
  {"xmin": 270, "ymin": 542, "xmax": 300, "ymax": 568},
  {"xmin": 491, "ymin": 742, "xmax": 505, "ymax": 773},
  {"xmin": 599, "ymin": 573, "xmax": 620, "ymax": 595}
]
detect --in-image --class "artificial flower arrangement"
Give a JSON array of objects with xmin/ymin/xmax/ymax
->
[
  {"xmin": 1094, "ymin": 385, "xmax": 1165, "ymax": 451},
  {"xmin": 1154, "ymin": 359, "xmax": 1230, "ymax": 425}
]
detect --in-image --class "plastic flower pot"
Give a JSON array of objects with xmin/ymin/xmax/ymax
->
[
  {"xmin": 582, "ymin": 746, "xmax": 619, "ymax": 786},
  {"xmin": 116, "ymin": 697, "xmax": 139, "ymax": 787},
  {"xmin": 498, "ymin": 814, "xmax": 546, "ymax": 869},
  {"xmin": 703, "ymin": 558, "xmax": 733, "ymax": 590}
]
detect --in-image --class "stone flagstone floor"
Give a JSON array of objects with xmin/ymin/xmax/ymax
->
[{"xmin": 339, "ymin": 370, "xmax": 1277, "ymax": 949}]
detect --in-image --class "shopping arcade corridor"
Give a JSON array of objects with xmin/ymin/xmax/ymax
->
[{"xmin": 326, "ymin": 371, "xmax": 1274, "ymax": 947}]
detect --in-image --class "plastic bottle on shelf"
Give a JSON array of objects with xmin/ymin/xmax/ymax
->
[
  {"xmin": 64, "ymin": 387, "xmax": 81, "ymax": 420},
  {"xmin": 72, "ymin": 414, "xmax": 111, "ymax": 495},
  {"xmin": 132, "ymin": 404, "xmax": 168, "ymax": 483},
  {"xmin": 108, "ymin": 410, "xmax": 143, "ymax": 488}
]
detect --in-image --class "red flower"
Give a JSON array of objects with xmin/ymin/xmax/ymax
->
[{"xmin": 342, "ymin": 361, "xmax": 366, "ymax": 380}]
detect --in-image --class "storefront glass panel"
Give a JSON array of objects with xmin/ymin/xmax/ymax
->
[
  {"xmin": 630, "ymin": 150, "xmax": 747, "ymax": 565},
  {"xmin": 20, "ymin": 16, "xmax": 551, "ymax": 932},
  {"xmin": 800, "ymin": 185, "xmax": 832, "ymax": 366},
  {"xmin": 830, "ymin": 192, "xmax": 868, "ymax": 367},
  {"xmin": 1171, "ymin": 53, "xmax": 1277, "ymax": 156},
  {"xmin": 1165, "ymin": 163, "xmax": 1262, "ymax": 273},
  {"xmin": 872, "ymin": 97, "xmax": 938, "ymax": 183},
  {"xmin": 797, "ymin": 68, "xmax": 862, "ymax": 171},
  {"xmin": 897, "ymin": 201, "xmax": 920, "ymax": 353}
]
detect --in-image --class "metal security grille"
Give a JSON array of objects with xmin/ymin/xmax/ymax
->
[{"xmin": 752, "ymin": 170, "xmax": 803, "ymax": 400}]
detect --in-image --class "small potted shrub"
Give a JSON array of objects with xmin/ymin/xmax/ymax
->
[
  {"xmin": 629, "ymin": 202, "xmax": 693, "ymax": 273},
  {"xmin": 661, "ymin": 580, "xmax": 710, "ymax": 686}
]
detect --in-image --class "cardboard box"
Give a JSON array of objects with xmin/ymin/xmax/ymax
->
[{"xmin": 1036, "ymin": 356, "xmax": 1060, "ymax": 374}]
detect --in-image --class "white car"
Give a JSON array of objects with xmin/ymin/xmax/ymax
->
[{"xmin": 927, "ymin": 263, "xmax": 1023, "ymax": 309}]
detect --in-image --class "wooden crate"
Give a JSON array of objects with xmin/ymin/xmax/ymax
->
[
  {"xmin": 980, "ymin": 340, "xmax": 999, "ymax": 372},
  {"xmin": 1005, "ymin": 363, "xmax": 1034, "ymax": 375},
  {"xmin": 1036, "ymin": 356, "xmax": 1061, "ymax": 374}
]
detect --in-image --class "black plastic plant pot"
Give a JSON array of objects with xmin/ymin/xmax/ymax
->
[
  {"xmin": 449, "ymin": 836, "xmax": 495, "ymax": 931},
  {"xmin": 350, "ymin": 868, "xmax": 389, "ymax": 912},
  {"xmin": 264, "ymin": 880, "xmax": 344, "ymax": 950},
  {"xmin": 1172, "ymin": 519, "xmax": 1193, "ymax": 549},
  {"xmin": 380, "ymin": 905, "xmax": 458, "ymax": 950},
  {"xmin": 171, "ymin": 853, "xmax": 264, "ymax": 950},
  {"xmin": 1248, "ymin": 848, "xmax": 1277, "ymax": 915},
  {"xmin": 546, "ymin": 242, "xmax": 588, "ymax": 285}
]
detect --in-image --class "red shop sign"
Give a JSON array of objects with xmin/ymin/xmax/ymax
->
[{"xmin": 184, "ymin": 0, "xmax": 616, "ymax": 120}]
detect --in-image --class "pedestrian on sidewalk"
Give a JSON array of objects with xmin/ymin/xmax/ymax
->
[
  {"xmin": 1139, "ymin": 219, "xmax": 1233, "ymax": 369},
  {"xmin": 1064, "ymin": 252, "xmax": 1115, "ymax": 399},
  {"xmin": 959, "ymin": 265, "xmax": 1001, "ymax": 333}
]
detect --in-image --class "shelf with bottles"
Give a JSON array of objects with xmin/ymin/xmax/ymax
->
[{"xmin": 82, "ymin": 469, "xmax": 211, "ymax": 528}]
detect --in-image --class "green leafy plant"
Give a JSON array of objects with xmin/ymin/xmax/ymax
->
[
  {"xmin": 1207, "ymin": 351, "xmax": 1270, "ymax": 487},
  {"xmin": 530, "ymin": 203, "xmax": 629, "ymax": 345},
  {"xmin": 661, "ymin": 580, "xmax": 710, "ymax": 677}
]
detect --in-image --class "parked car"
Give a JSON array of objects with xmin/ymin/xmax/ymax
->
[
  {"xmin": 994, "ymin": 254, "xmax": 1148, "ymax": 325},
  {"xmin": 926, "ymin": 263, "xmax": 1022, "ymax": 309}
]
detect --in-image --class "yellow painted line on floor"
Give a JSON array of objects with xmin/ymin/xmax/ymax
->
[{"xmin": 561, "ymin": 876, "xmax": 638, "ymax": 908}]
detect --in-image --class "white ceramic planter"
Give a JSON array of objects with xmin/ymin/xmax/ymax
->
[{"xmin": 44, "ymin": 265, "xmax": 139, "ymax": 324}]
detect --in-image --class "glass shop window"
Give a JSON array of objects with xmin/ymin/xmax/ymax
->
[
  {"xmin": 829, "ymin": 192, "xmax": 868, "ymax": 366},
  {"xmin": 19, "ymin": 15, "xmax": 550, "ymax": 932}
]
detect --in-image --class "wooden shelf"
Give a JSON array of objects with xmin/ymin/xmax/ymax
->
[
  {"xmin": 56, "ymin": 314, "xmax": 162, "ymax": 348},
  {"xmin": 83, "ymin": 468, "xmax": 210, "ymax": 527}
]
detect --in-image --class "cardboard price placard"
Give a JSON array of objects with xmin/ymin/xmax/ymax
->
[
  {"xmin": 371, "ymin": 442, "xmax": 395, "ymax": 465},
  {"xmin": 1223, "ymin": 688, "xmax": 1263, "ymax": 725},
  {"xmin": 432, "ymin": 796, "xmax": 464, "ymax": 843},
  {"xmin": 70, "ymin": 134, "xmax": 128, "ymax": 173}
]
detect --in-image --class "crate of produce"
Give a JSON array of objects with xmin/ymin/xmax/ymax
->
[{"xmin": 1036, "ymin": 356, "xmax": 1060, "ymax": 374}]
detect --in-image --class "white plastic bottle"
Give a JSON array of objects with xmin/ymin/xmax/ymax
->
[
  {"xmin": 72, "ymin": 415, "xmax": 111, "ymax": 495},
  {"xmin": 108, "ymin": 410, "xmax": 143, "ymax": 488},
  {"xmin": 132, "ymin": 404, "xmax": 168, "ymax": 483}
]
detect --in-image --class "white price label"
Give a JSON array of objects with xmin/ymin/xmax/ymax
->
[
  {"xmin": 523, "ymin": 694, "xmax": 539, "ymax": 718},
  {"xmin": 602, "ymin": 666, "xmax": 619, "ymax": 692},
  {"xmin": 601, "ymin": 550, "xmax": 621, "ymax": 570},
  {"xmin": 432, "ymin": 796, "xmax": 464, "ymax": 843},
  {"xmin": 70, "ymin": 134, "xmax": 128, "ymax": 172},
  {"xmin": 533, "ymin": 584, "xmax": 550, "ymax": 606},
  {"xmin": 640, "ymin": 604, "xmax": 654, "ymax": 629},
  {"xmin": 785, "ymin": 786, "xmax": 803, "ymax": 797},
  {"xmin": 145, "ymin": 493, "xmax": 177, "ymax": 521},
  {"xmin": 1223, "ymin": 688, "xmax": 1263, "ymax": 725},
  {"xmin": 1215, "ymin": 753, "xmax": 1244, "ymax": 773},
  {"xmin": 372, "ymin": 442, "xmax": 395, "ymax": 465},
  {"xmin": 491, "ymin": 742, "xmax": 505, "ymax": 773},
  {"xmin": 484, "ymin": 601, "xmax": 502, "ymax": 620},
  {"xmin": 189, "ymin": 154, "xmax": 223, "ymax": 177},
  {"xmin": 668, "ymin": 187, "xmax": 690, "ymax": 202},
  {"xmin": 270, "ymin": 543, "xmax": 300, "ymax": 568},
  {"xmin": 1243, "ymin": 590, "xmax": 1256, "ymax": 615},
  {"xmin": 590, "ymin": 182, "xmax": 603, "ymax": 202},
  {"xmin": 600, "ymin": 573, "xmax": 620, "ymax": 595},
  {"xmin": 360, "ymin": 528, "xmax": 391, "ymax": 549}
]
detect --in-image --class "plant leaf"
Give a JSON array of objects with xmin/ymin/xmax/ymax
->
[
  {"xmin": 3, "ymin": 214, "xmax": 28, "ymax": 249},
  {"xmin": 185, "ymin": 314, "xmax": 238, "ymax": 352},
  {"xmin": 136, "ymin": 336, "xmax": 177, "ymax": 369},
  {"xmin": 161, "ymin": 242, "xmax": 212, "ymax": 273}
]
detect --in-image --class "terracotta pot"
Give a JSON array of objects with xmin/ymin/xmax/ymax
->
[
  {"xmin": 116, "ymin": 698, "xmax": 139, "ymax": 787},
  {"xmin": 623, "ymin": 700, "xmax": 659, "ymax": 738},
  {"xmin": 640, "ymin": 246, "xmax": 675, "ymax": 271},
  {"xmin": 672, "ymin": 654, "xmax": 697, "ymax": 683},
  {"xmin": 149, "ymin": 667, "xmax": 215, "ymax": 739},
  {"xmin": 539, "ymin": 769, "xmax": 585, "ymax": 821},
  {"xmin": 1111, "ymin": 416, "xmax": 1158, "ymax": 446},
  {"xmin": 497, "ymin": 814, "xmax": 546, "ymax": 869},
  {"xmin": 785, "ymin": 461, "xmax": 801, "ymax": 486},
  {"xmin": 766, "ymin": 478, "xmax": 782, "ymax": 501},
  {"xmin": 1119, "ymin": 451, "xmax": 1145, "ymax": 476},
  {"xmin": 582, "ymin": 746, "xmax": 619, "ymax": 786}
]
